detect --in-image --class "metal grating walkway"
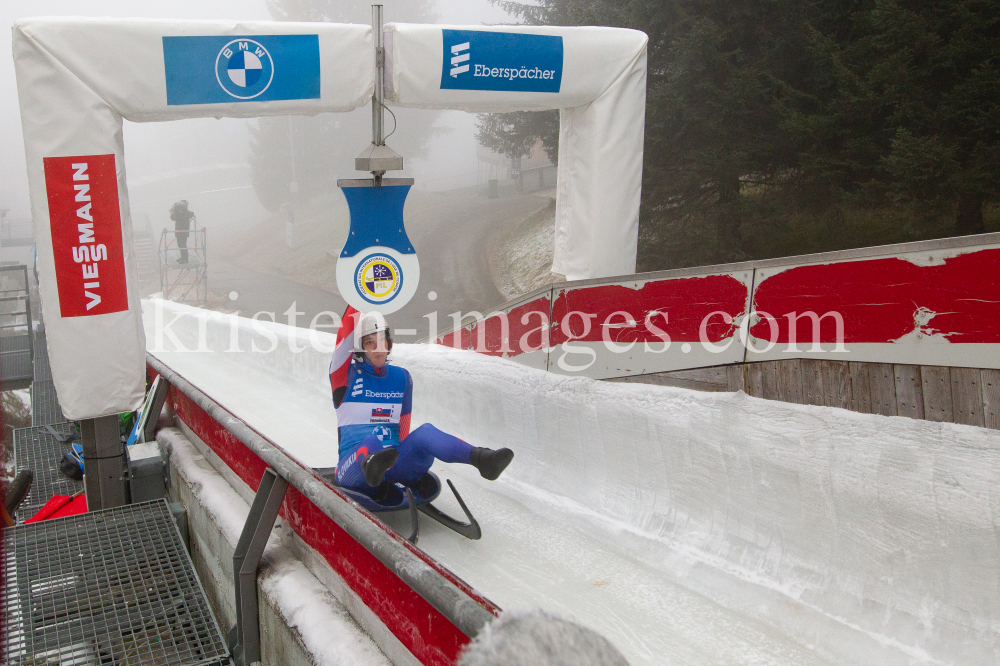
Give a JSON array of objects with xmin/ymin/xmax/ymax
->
[
  {"xmin": 13, "ymin": 424, "xmax": 82, "ymax": 522},
  {"xmin": 31, "ymin": 380, "xmax": 67, "ymax": 427},
  {"xmin": 1, "ymin": 334, "xmax": 33, "ymax": 390},
  {"xmin": 2, "ymin": 500, "xmax": 231, "ymax": 666},
  {"xmin": 32, "ymin": 330, "xmax": 52, "ymax": 381}
]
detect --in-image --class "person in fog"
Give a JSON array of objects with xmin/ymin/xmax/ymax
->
[
  {"xmin": 168, "ymin": 199, "xmax": 195, "ymax": 264},
  {"xmin": 457, "ymin": 609, "xmax": 630, "ymax": 666},
  {"xmin": 331, "ymin": 314, "xmax": 514, "ymax": 500}
]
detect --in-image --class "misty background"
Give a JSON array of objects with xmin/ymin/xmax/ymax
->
[
  {"xmin": 0, "ymin": 0, "xmax": 561, "ymax": 338},
  {"xmin": 0, "ymin": 0, "xmax": 511, "ymax": 218}
]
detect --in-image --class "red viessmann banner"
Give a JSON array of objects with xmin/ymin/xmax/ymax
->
[{"xmin": 43, "ymin": 154, "xmax": 128, "ymax": 317}]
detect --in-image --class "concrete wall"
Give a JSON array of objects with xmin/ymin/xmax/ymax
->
[{"xmin": 157, "ymin": 426, "xmax": 397, "ymax": 666}]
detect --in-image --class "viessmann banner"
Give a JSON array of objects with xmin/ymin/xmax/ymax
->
[{"xmin": 43, "ymin": 155, "xmax": 129, "ymax": 317}]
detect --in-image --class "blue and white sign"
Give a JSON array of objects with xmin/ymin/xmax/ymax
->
[
  {"xmin": 440, "ymin": 29, "xmax": 563, "ymax": 93},
  {"xmin": 336, "ymin": 180, "xmax": 420, "ymax": 315},
  {"xmin": 163, "ymin": 34, "xmax": 320, "ymax": 105}
]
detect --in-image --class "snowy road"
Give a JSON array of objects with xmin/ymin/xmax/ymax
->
[{"xmin": 145, "ymin": 300, "xmax": 1000, "ymax": 666}]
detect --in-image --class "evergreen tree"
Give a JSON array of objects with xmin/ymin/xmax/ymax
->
[
  {"xmin": 865, "ymin": 0, "xmax": 1000, "ymax": 234},
  {"xmin": 481, "ymin": 0, "xmax": 1000, "ymax": 269},
  {"xmin": 475, "ymin": 111, "xmax": 559, "ymax": 162}
]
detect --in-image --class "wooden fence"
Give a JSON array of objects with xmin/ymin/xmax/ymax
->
[{"xmin": 610, "ymin": 360, "xmax": 1000, "ymax": 430}]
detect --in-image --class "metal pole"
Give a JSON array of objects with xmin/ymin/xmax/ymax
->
[
  {"xmin": 80, "ymin": 415, "xmax": 126, "ymax": 510},
  {"xmin": 372, "ymin": 4, "xmax": 384, "ymax": 146},
  {"xmin": 228, "ymin": 468, "xmax": 289, "ymax": 666}
]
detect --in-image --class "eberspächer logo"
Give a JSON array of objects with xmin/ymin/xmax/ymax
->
[
  {"xmin": 440, "ymin": 29, "xmax": 563, "ymax": 93},
  {"xmin": 215, "ymin": 39, "xmax": 274, "ymax": 99},
  {"xmin": 354, "ymin": 253, "xmax": 403, "ymax": 305}
]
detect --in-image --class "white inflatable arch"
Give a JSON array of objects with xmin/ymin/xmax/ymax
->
[{"xmin": 13, "ymin": 17, "xmax": 647, "ymax": 418}]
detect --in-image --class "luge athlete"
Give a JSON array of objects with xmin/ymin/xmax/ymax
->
[{"xmin": 331, "ymin": 315, "xmax": 514, "ymax": 499}]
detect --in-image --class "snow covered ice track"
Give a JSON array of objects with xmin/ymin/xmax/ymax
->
[{"xmin": 144, "ymin": 299, "xmax": 1000, "ymax": 666}]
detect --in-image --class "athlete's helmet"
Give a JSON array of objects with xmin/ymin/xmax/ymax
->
[{"xmin": 353, "ymin": 313, "xmax": 393, "ymax": 356}]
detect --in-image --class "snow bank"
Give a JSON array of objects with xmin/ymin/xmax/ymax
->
[{"xmin": 144, "ymin": 299, "xmax": 1000, "ymax": 664}]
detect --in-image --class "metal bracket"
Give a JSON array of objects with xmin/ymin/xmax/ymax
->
[
  {"xmin": 81, "ymin": 415, "xmax": 127, "ymax": 510},
  {"xmin": 141, "ymin": 375, "xmax": 171, "ymax": 443},
  {"xmin": 227, "ymin": 468, "xmax": 289, "ymax": 666}
]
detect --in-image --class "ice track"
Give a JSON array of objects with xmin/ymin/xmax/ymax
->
[{"xmin": 144, "ymin": 300, "xmax": 1000, "ymax": 666}]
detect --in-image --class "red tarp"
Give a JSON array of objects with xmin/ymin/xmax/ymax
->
[{"xmin": 25, "ymin": 494, "xmax": 87, "ymax": 523}]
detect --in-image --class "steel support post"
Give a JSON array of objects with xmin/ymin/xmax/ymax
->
[
  {"xmin": 372, "ymin": 4, "xmax": 384, "ymax": 145},
  {"xmin": 80, "ymin": 415, "xmax": 127, "ymax": 510},
  {"xmin": 228, "ymin": 468, "xmax": 289, "ymax": 666},
  {"xmin": 142, "ymin": 376, "xmax": 172, "ymax": 443}
]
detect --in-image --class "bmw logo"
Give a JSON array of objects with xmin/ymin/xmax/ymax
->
[{"xmin": 215, "ymin": 39, "xmax": 274, "ymax": 100}]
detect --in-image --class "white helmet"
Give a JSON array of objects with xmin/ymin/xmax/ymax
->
[{"xmin": 354, "ymin": 312, "xmax": 392, "ymax": 354}]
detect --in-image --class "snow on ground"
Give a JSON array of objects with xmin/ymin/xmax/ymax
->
[
  {"xmin": 489, "ymin": 199, "xmax": 560, "ymax": 300},
  {"xmin": 143, "ymin": 299, "xmax": 1000, "ymax": 666}
]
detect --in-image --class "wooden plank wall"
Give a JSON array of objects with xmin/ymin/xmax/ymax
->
[{"xmin": 719, "ymin": 360, "xmax": 1000, "ymax": 430}]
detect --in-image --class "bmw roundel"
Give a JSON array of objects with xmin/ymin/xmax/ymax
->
[{"xmin": 215, "ymin": 39, "xmax": 274, "ymax": 99}]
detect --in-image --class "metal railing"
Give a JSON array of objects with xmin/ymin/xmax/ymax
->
[
  {"xmin": 0, "ymin": 218, "xmax": 34, "ymax": 247},
  {"xmin": 0, "ymin": 264, "xmax": 34, "ymax": 389},
  {"xmin": 0, "ymin": 264, "xmax": 32, "ymax": 334},
  {"xmin": 146, "ymin": 352, "xmax": 497, "ymax": 642}
]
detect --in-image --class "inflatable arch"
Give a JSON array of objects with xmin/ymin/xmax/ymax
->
[{"xmin": 13, "ymin": 17, "xmax": 647, "ymax": 418}]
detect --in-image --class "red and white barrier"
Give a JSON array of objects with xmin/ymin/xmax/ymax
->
[
  {"xmin": 438, "ymin": 233, "xmax": 1000, "ymax": 377},
  {"xmin": 547, "ymin": 267, "xmax": 754, "ymax": 376},
  {"xmin": 747, "ymin": 239, "xmax": 1000, "ymax": 367}
]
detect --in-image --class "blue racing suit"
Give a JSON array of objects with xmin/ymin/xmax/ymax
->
[{"xmin": 335, "ymin": 357, "xmax": 473, "ymax": 493}]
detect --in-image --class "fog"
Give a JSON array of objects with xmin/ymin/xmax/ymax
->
[
  {"xmin": 1, "ymin": 0, "xmax": 510, "ymax": 217},
  {"xmin": 0, "ymin": 0, "xmax": 557, "ymax": 336}
]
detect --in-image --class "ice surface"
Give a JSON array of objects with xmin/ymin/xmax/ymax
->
[{"xmin": 144, "ymin": 299, "xmax": 1000, "ymax": 665}]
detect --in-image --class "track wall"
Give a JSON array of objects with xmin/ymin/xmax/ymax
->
[
  {"xmin": 144, "ymin": 309, "xmax": 500, "ymax": 666},
  {"xmin": 435, "ymin": 233, "xmax": 1000, "ymax": 429},
  {"xmin": 437, "ymin": 233, "xmax": 1000, "ymax": 377}
]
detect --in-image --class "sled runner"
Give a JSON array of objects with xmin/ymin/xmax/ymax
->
[{"xmin": 327, "ymin": 471, "xmax": 481, "ymax": 544}]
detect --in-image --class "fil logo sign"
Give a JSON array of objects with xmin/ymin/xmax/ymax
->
[
  {"xmin": 336, "ymin": 180, "xmax": 420, "ymax": 315},
  {"xmin": 162, "ymin": 34, "xmax": 320, "ymax": 105},
  {"xmin": 440, "ymin": 29, "xmax": 563, "ymax": 93},
  {"xmin": 42, "ymin": 155, "xmax": 129, "ymax": 317}
]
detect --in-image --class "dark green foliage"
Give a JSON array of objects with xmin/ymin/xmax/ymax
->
[
  {"xmin": 476, "ymin": 111, "xmax": 559, "ymax": 162},
  {"xmin": 481, "ymin": 0, "xmax": 1000, "ymax": 271}
]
